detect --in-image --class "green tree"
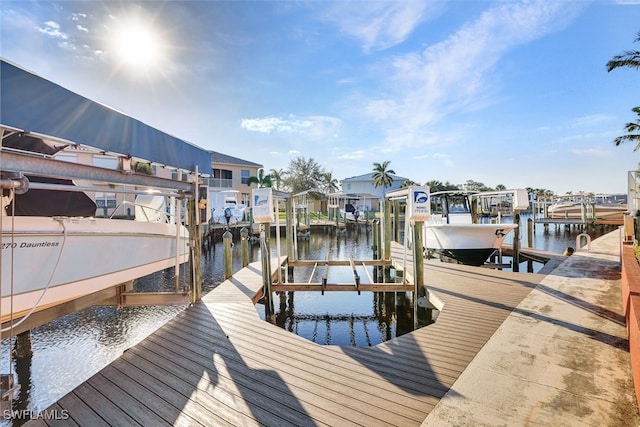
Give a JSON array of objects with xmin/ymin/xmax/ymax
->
[
  {"xmin": 495, "ymin": 184, "xmax": 507, "ymax": 191},
  {"xmin": 132, "ymin": 160, "xmax": 154, "ymax": 175},
  {"xmin": 608, "ymin": 31, "xmax": 640, "ymax": 150},
  {"xmin": 283, "ymin": 156, "xmax": 326, "ymax": 194},
  {"xmin": 247, "ymin": 168, "xmax": 273, "ymax": 188},
  {"xmin": 269, "ymin": 168, "xmax": 285, "ymax": 190},
  {"xmin": 607, "ymin": 31, "xmax": 640, "ymax": 71},
  {"xmin": 424, "ymin": 180, "xmax": 459, "ymax": 192},
  {"xmin": 372, "ymin": 160, "xmax": 395, "ymax": 189},
  {"xmin": 401, "ymin": 179, "xmax": 419, "ymax": 188},
  {"xmin": 321, "ymin": 172, "xmax": 340, "ymax": 193},
  {"xmin": 613, "ymin": 107, "xmax": 640, "ymax": 151},
  {"xmin": 463, "ymin": 179, "xmax": 491, "ymax": 192}
]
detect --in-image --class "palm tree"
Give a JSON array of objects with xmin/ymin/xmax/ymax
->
[
  {"xmin": 321, "ymin": 172, "xmax": 339, "ymax": 193},
  {"xmin": 269, "ymin": 168, "xmax": 285, "ymax": 190},
  {"xmin": 608, "ymin": 32, "xmax": 640, "ymax": 150},
  {"xmin": 606, "ymin": 31, "xmax": 640, "ymax": 71},
  {"xmin": 372, "ymin": 161, "xmax": 395, "ymax": 189},
  {"xmin": 247, "ymin": 168, "xmax": 273, "ymax": 188},
  {"xmin": 613, "ymin": 107, "xmax": 640, "ymax": 151}
]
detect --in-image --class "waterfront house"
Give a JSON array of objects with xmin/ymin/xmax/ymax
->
[
  {"xmin": 339, "ymin": 172, "xmax": 410, "ymax": 212},
  {"xmin": 204, "ymin": 151, "xmax": 263, "ymax": 207},
  {"xmin": 55, "ymin": 148, "xmax": 262, "ymax": 218}
]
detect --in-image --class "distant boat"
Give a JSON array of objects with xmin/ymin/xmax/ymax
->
[
  {"xmin": 423, "ymin": 190, "xmax": 525, "ymax": 266},
  {"xmin": 210, "ymin": 190, "xmax": 247, "ymax": 225},
  {"xmin": 1, "ymin": 176, "xmax": 189, "ymax": 325},
  {"xmin": 547, "ymin": 193, "xmax": 627, "ymax": 220}
]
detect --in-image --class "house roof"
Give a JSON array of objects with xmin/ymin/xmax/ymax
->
[
  {"xmin": 1, "ymin": 59, "xmax": 212, "ymax": 174},
  {"xmin": 341, "ymin": 172, "xmax": 409, "ymax": 182},
  {"xmin": 211, "ymin": 151, "xmax": 262, "ymax": 168}
]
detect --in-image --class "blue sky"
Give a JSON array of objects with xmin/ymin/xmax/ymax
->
[{"xmin": 1, "ymin": 1, "xmax": 639, "ymax": 194}]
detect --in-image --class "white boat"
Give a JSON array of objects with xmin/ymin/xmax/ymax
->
[
  {"xmin": 210, "ymin": 190, "xmax": 246, "ymax": 225},
  {"xmin": 1, "ymin": 176, "xmax": 189, "ymax": 324},
  {"xmin": 547, "ymin": 193, "xmax": 627, "ymax": 220},
  {"xmin": 423, "ymin": 190, "xmax": 526, "ymax": 266}
]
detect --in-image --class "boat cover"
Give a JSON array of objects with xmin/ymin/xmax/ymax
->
[
  {"xmin": 0, "ymin": 60, "xmax": 211, "ymax": 174},
  {"xmin": 4, "ymin": 176, "xmax": 97, "ymax": 217}
]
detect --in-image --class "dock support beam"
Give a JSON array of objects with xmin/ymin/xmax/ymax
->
[
  {"xmin": 286, "ymin": 197, "xmax": 295, "ymax": 278},
  {"xmin": 241, "ymin": 227, "xmax": 249, "ymax": 268},
  {"xmin": 260, "ymin": 225, "xmax": 274, "ymax": 316},
  {"xmin": 412, "ymin": 221, "xmax": 425, "ymax": 330},
  {"xmin": 383, "ymin": 200, "xmax": 392, "ymax": 281},
  {"xmin": 223, "ymin": 230, "xmax": 233, "ymax": 280},
  {"xmin": 512, "ymin": 211, "xmax": 521, "ymax": 272},
  {"xmin": 188, "ymin": 197, "xmax": 203, "ymax": 302}
]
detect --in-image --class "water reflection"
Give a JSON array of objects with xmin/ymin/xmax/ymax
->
[
  {"xmin": 264, "ymin": 290, "xmax": 436, "ymax": 347},
  {"xmin": 0, "ymin": 217, "xmax": 617, "ymax": 423}
]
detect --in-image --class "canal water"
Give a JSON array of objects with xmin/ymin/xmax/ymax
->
[{"xmin": 0, "ymin": 214, "xmax": 617, "ymax": 423}]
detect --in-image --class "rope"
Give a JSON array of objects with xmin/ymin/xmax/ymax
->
[{"xmin": 1, "ymin": 217, "xmax": 68, "ymax": 333}]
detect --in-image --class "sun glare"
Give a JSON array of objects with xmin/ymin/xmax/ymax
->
[{"xmin": 112, "ymin": 20, "xmax": 163, "ymax": 70}]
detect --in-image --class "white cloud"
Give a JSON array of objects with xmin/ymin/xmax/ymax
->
[
  {"xmin": 363, "ymin": 0, "xmax": 582, "ymax": 150},
  {"xmin": 570, "ymin": 148, "xmax": 613, "ymax": 157},
  {"xmin": 240, "ymin": 115, "xmax": 341, "ymax": 141},
  {"xmin": 338, "ymin": 150, "xmax": 367, "ymax": 160},
  {"xmin": 38, "ymin": 21, "xmax": 67, "ymax": 39},
  {"xmin": 569, "ymin": 114, "xmax": 616, "ymax": 128},
  {"xmin": 320, "ymin": 1, "xmax": 433, "ymax": 52}
]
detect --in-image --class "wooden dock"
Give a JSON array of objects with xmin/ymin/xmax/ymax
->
[
  {"xmin": 533, "ymin": 217, "xmax": 623, "ymax": 227},
  {"xmin": 30, "ymin": 244, "xmax": 546, "ymax": 426}
]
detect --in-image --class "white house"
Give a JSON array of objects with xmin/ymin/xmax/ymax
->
[{"xmin": 338, "ymin": 172, "xmax": 410, "ymax": 212}]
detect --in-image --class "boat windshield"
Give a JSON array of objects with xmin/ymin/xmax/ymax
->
[{"xmin": 431, "ymin": 193, "xmax": 471, "ymax": 216}]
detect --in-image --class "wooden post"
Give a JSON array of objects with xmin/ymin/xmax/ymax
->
[
  {"xmin": 383, "ymin": 200, "xmax": 392, "ymax": 282},
  {"xmin": 471, "ymin": 197, "xmax": 478, "ymax": 223},
  {"xmin": 527, "ymin": 218, "xmax": 533, "ymax": 248},
  {"xmin": 241, "ymin": 227, "xmax": 249, "ymax": 267},
  {"xmin": 383, "ymin": 200, "xmax": 391, "ymax": 261},
  {"xmin": 260, "ymin": 226, "xmax": 274, "ymax": 315},
  {"xmin": 413, "ymin": 221, "xmax": 425, "ymax": 330},
  {"xmin": 413, "ymin": 222, "xmax": 424, "ymax": 288},
  {"xmin": 372, "ymin": 219, "xmax": 379, "ymax": 260},
  {"xmin": 393, "ymin": 200, "xmax": 400, "ymax": 242},
  {"xmin": 187, "ymin": 198, "xmax": 202, "ymax": 302},
  {"xmin": 223, "ymin": 230, "xmax": 233, "ymax": 280},
  {"xmin": 286, "ymin": 196, "xmax": 295, "ymax": 279},
  {"xmin": 13, "ymin": 331, "xmax": 33, "ymax": 358},
  {"xmin": 512, "ymin": 211, "xmax": 520, "ymax": 272}
]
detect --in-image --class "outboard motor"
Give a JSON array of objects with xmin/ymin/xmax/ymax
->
[{"xmin": 224, "ymin": 207, "xmax": 232, "ymax": 227}]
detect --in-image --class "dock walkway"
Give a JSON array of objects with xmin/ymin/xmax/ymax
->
[{"xmin": 30, "ymin": 231, "xmax": 637, "ymax": 426}]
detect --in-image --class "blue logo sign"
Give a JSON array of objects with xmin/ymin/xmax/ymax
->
[{"xmin": 414, "ymin": 191, "xmax": 429, "ymax": 204}]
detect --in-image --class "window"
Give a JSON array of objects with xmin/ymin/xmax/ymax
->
[
  {"xmin": 55, "ymin": 153, "xmax": 77, "ymax": 163},
  {"xmin": 241, "ymin": 169, "xmax": 250, "ymax": 185},
  {"xmin": 95, "ymin": 192, "xmax": 117, "ymax": 217},
  {"xmin": 93, "ymin": 155, "xmax": 118, "ymax": 170}
]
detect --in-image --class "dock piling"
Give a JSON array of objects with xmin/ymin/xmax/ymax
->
[
  {"xmin": 223, "ymin": 230, "xmax": 233, "ymax": 279},
  {"xmin": 241, "ymin": 227, "xmax": 249, "ymax": 267}
]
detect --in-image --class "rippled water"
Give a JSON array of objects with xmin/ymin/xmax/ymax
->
[{"xmin": 0, "ymin": 215, "xmax": 618, "ymax": 423}]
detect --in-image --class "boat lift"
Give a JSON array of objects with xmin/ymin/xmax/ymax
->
[{"xmin": 257, "ymin": 186, "xmax": 441, "ymax": 327}]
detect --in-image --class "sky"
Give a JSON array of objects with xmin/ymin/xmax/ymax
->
[{"xmin": 1, "ymin": 0, "xmax": 639, "ymax": 195}]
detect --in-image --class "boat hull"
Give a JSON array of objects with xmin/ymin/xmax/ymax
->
[
  {"xmin": 547, "ymin": 204, "xmax": 627, "ymax": 220},
  {"xmin": 424, "ymin": 223, "xmax": 517, "ymax": 266},
  {"xmin": 1, "ymin": 216, "xmax": 189, "ymax": 321}
]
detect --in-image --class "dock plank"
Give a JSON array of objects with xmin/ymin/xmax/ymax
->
[{"xmin": 37, "ymin": 242, "xmax": 544, "ymax": 426}]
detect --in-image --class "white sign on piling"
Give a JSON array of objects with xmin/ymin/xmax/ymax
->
[
  {"xmin": 408, "ymin": 186, "xmax": 430, "ymax": 222},
  {"xmin": 252, "ymin": 188, "xmax": 274, "ymax": 223}
]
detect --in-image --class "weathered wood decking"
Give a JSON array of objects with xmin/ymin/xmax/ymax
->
[{"xmin": 30, "ymin": 244, "xmax": 546, "ymax": 426}]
